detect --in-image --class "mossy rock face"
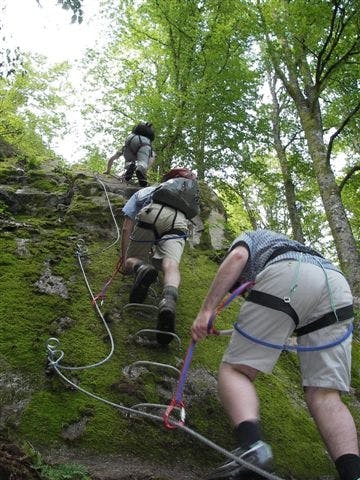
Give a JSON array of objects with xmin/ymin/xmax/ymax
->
[
  {"xmin": 0, "ymin": 160, "xmax": 72, "ymax": 215},
  {"xmin": 0, "ymin": 358, "xmax": 34, "ymax": 437},
  {"xmin": 0, "ymin": 159, "xmax": 359, "ymax": 479},
  {"xmin": 0, "ymin": 139, "xmax": 20, "ymax": 160}
]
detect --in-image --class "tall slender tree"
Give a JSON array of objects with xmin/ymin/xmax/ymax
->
[
  {"xmin": 267, "ymin": 70, "xmax": 305, "ymax": 242},
  {"xmin": 257, "ymin": 0, "xmax": 360, "ymax": 301}
]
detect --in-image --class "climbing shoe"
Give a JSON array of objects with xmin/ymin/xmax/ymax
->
[
  {"xmin": 205, "ymin": 441, "xmax": 273, "ymax": 480},
  {"xmin": 156, "ymin": 296, "xmax": 176, "ymax": 345},
  {"xmin": 124, "ymin": 162, "xmax": 136, "ymax": 181},
  {"xmin": 129, "ymin": 264, "xmax": 158, "ymax": 304},
  {"xmin": 135, "ymin": 168, "xmax": 148, "ymax": 187}
]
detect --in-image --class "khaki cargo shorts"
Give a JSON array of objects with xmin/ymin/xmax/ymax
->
[
  {"xmin": 126, "ymin": 202, "xmax": 188, "ymax": 269},
  {"xmin": 222, "ymin": 260, "xmax": 353, "ymax": 391}
]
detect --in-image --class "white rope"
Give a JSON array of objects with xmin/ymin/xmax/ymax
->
[
  {"xmin": 45, "ymin": 174, "xmax": 285, "ymax": 480},
  {"xmin": 45, "ymin": 344, "xmax": 284, "ymax": 480}
]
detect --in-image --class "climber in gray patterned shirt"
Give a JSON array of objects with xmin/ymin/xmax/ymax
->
[{"xmin": 191, "ymin": 229, "xmax": 358, "ymax": 480}]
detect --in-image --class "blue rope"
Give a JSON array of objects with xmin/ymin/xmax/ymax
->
[{"xmin": 234, "ymin": 321, "xmax": 353, "ymax": 351}]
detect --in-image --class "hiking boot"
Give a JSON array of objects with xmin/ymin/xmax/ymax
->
[
  {"xmin": 135, "ymin": 168, "xmax": 148, "ymax": 187},
  {"xmin": 124, "ymin": 162, "xmax": 136, "ymax": 181},
  {"xmin": 156, "ymin": 296, "xmax": 176, "ymax": 345},
  {"xmin": 205, "ymin": 441, "xmax": 273, "ymax": 480},
  {"xmin": 129, "ymin": 264, "xmax": 158, "ymax": 304}
]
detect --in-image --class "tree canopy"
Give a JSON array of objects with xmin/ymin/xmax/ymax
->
[{"xmin": 2, "ymin": 0, "xmax": 360, "ymax": 300}]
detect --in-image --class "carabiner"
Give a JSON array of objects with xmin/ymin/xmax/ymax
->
[{"xmin": 163, "ymin": 398, "xmax": 186, "ymax": 429}]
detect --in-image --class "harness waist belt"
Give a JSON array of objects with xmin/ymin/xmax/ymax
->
[
  {"xmin": 246, "ymin": 290, "xmax": 353, "ymax": 336},
  {"xmin": 265, "ymin": 246, "xmax": 324, "ymax": 265},
  {"xmin": 137, "ymin": 220, "xmax": 186, "ymax": 239}
]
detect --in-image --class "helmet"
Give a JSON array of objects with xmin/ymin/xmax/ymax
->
[{"xmin": 162, "ymin": 167, "xmax": 197, "ymax": 182}]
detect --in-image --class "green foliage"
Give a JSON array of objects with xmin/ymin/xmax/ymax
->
[
  {"xmin": 83, "ymin": 0, "xmax": 261, "ymax": 179},
  {"xmin": 0, "ymin": 55, "xmax": 71, "ymax": 166},
  {"xmin": 78, "ymin": 146, "xmax": 107, "ymax": 174},
  {"xmin": 27, "ymin": 443, "xmax": 91, "ymax": 480},
  {"xmin": 340, "ymin": 162, "xmax": 360, "ymax": 246},
  {"xmin": 216, "ymin": 185, "xmax": 252, "ymax": 236}
]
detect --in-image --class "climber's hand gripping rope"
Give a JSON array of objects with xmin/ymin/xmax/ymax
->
[{"xmin": 163, "ymin": 281, "xmax": 254, "ymax": 429}]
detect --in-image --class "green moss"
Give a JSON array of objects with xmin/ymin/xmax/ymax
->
[
  {"xmin": 1, "ymin": 166, "xmax": 359, "ymax": 479},
  {"xmin": 29, "ymin": 178, "xmax": 68, "ymax": 194}
]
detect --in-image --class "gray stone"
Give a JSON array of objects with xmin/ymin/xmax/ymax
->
[
  {"xmin": 49, "ymin": 316, "xmax": 75, "ymax": 336},
  {"xmin": 61, "ymin": 415, "xmax": 90, "ymax": 441},
  {"xmin": 15, "ymin": 238, "xmax": 30, "ymax": 257},
  {"xmin": 0, "ymin": 361, "xmax": 33, "ymax": 430},
  {"xmin": 208, "ymin": 210, "xmax": 226, "ymax": 249},
  {"xmin": 35, "ymin": 262, "xmax": 69, "ymax": 298}
]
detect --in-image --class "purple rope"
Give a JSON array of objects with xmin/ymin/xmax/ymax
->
[
  {"xmin": 175, "ymin": 340, "xmax": 196, "ymax": 403},
  {"xmin": 174, "ymin": 281, "xmax": 253, "ymax": 404}
]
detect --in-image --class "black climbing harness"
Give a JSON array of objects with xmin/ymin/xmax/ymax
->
[
  {"xmin": 245, "ymin": 289, "xmax": 353, "ymax": 337},
  {"xmin": 134, "ymin": 204, "xmax": 188, "ymax": 243}
]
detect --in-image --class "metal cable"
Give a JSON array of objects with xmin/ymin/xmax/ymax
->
[
  {"xmin": 45, "ymin": 347, "xmax": 284, "ymax": 480},
  {"xmin": 79, "ymin": 174, "xmax": 122, "ymax": 258},
  {"xmin": 46, "ymin": 176, "xmax": 286, "ymax": 479}
]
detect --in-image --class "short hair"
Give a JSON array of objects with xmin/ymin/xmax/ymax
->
[{"xmin": 162, "ymin": 167, "xmax": 197, "ymax": 182}]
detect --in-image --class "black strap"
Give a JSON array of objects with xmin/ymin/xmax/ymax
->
[
  {"xmin": 246, "ymin": 290, "xmax": 299, "ymax": 326},
  {"xmin": 171, "ymin": 209, "xmax": 177, "ymax": 230},
  {"xmin": 161, "ymin": 228, "xmax": 186, "ymax": 237},
  {"xmin": 245, "ymin": 290, "xmax": 353, "ymax": 336},
  {"xmin": 295, "ymin": 304, "xmax": 354, "ymax": 336},
  {"xmin": 125, "ymin": 134, "xmax": 149, "ymax": 155},
  {"xmin": 137, "ymin": 220, "xmax": 155, "ymax": 231},
  {"xmin": 136, "ymin": 221, "xmax": 186, "ymax": 240},
  {"xmin": 266, "ymin": 245, "xmax": 324, "ymax": 264}
]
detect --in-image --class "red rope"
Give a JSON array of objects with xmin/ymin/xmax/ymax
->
[{"xmin": 92, "ymin": 257, "xmax": 123, "ymax": 305}]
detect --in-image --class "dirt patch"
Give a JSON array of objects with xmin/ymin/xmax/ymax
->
[
  {"xmin": 41, "ymin": 446, "xmax": 205, "ymax": 480},
  {"xmin": 0, "ymin": 441, "xmax": 206, "ymax": 480}
]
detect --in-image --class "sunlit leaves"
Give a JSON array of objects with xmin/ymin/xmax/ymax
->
[{"xmin": 0, "ymin": 55, "xmax": 72, "ymax": 164}]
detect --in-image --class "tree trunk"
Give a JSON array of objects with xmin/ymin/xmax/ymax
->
[
  {"xmin": 298, "ymin": 102, "xmax": 360, "ymax": 304},
  {"xmin": 239, "ymin": 190, "xmax": 258, "ymax": 230},
  {"xmin": 268, "ymin": 75, "xmax": 305, "ymax": 243}
]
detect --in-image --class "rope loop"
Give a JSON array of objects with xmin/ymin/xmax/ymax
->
[
  {"xmin": 92, "ymin": 257, "xmax": 123, "ymax": 306},
  {"xmin": 75, "ymin": 239, "xmax": 88, "ymax": 256},
  {"xmin": 46, "ymin": 338, "xmax": 65, "ymax": 366},
  {"xmin": 164, "ymin": 282, "xmax": 254, "ymax": 430},
  {"xmin": 163, "ymin": 398, "xmax": 186, "ymax": 429}
]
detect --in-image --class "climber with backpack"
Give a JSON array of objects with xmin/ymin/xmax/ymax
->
[
  {"xmin": 120, "ymin": 167, "xmax": 200, "ymax": 344},
  {"xmin": 104, "ymin": 122, "xmax": 155, "ymax": 187}
]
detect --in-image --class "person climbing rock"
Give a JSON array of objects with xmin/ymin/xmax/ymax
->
[
  {"xmin": 105, "ymin": 122, "xmax": 155, "ymax": 187},
  {"xmin": 120, "ymin": 167, "xmax": 200, "ymax": 344},
  {"xmin": 191, "ymin": 229, "xmax": 358, "ymax": 480}
]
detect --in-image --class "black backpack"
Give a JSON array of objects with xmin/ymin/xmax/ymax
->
[{"xmin": 152, "ymin": 177, "xmax": 200, "ymax": 220}]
